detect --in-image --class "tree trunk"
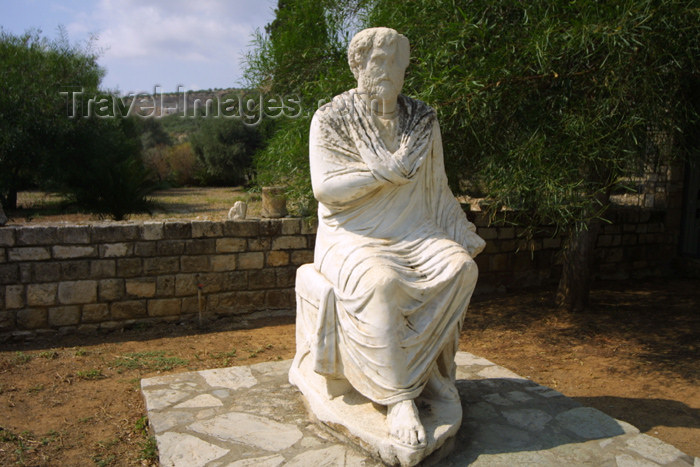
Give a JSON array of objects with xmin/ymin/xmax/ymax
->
[{"xmin": 556, "ymin": 221, "xmax": 601, "ymax": 312}]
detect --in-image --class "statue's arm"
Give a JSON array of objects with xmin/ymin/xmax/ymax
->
[
  {"xmin": 431, "ymin": 120, "xmax": 486, "ymax": 257},
  {"xmin": 309, "ymin": 113, "xmax": 384, "ymax": 206}
]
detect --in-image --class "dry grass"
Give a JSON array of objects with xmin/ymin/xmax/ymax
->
[{"xmin": 8, "ymin": 187, "xmax": 262, "ymax": 225}]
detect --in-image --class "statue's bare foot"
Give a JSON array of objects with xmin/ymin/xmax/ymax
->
[
  {"xmin": 423, "ymin": 367, "xmax": 460, "ymax": 402},
  {"xmin": 387, "ymin": 400, "xmax": 426, "ymax": 448}
]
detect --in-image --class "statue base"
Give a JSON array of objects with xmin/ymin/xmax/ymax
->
[{"xmin": 289, "ymin": 349, "xmax": 461, "ymax": 467}]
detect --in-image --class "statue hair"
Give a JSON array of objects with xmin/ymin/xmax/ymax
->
[{"xmin": 347, "ymin": 27, "xmax": 410, "ymax": 80}]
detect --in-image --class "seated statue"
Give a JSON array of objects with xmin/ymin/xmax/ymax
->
[{"xmin": 290, "ymin": 27, "xmax": 485, "ymax": 461}]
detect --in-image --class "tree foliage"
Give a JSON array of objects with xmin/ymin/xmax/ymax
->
[
  {"xmin": 244, "ymin": 0, "xmax": 367, "ymax": 213},
  {"xmin": 367, "ymin": 0, "xmax": 700, "ymax": 309},
  {"xmin": 190, "ymin": 117, "xmax": 263, "ymax": 186},
  {"xmin": 0, "ymin": 28, "xmax": 102, "ymax": 209},
  {"xmin": 50, "ymin": 116, "xmax": 153, "ymax": 220}
]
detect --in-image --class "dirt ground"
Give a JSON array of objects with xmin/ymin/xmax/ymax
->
[{"xmin": 0, "ymin": 277, "xmax": 697, "ymax": 466}]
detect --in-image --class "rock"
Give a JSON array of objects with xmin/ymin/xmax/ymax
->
[{"xmin": 228, "ymin": 200, "xmax": 247, "ymax": 220}]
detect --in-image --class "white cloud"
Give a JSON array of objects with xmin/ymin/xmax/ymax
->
[{"xmin": 64, "ymin": 0, "xmax": 276, "ymax": 91}]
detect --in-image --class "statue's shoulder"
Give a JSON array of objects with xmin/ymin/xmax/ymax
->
[
  {"xmin": 313, "ymin": 90, "xmax": 354, "ymax": 124},
  {"xmin": 398, "ymin": 94, "xmax": 436, "ymax": 120}
]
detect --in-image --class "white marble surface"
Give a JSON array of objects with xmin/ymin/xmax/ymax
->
[{"xmin": 295, "ymin": 27, "xmax": 486, "ymax": 460}]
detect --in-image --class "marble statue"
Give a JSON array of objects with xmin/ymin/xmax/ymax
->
[{"xmin": 290, "ymin": 27, "xmax": 485, "ymax": 466}]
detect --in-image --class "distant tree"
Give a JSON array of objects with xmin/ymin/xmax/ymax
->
[
  {"xmin": 49, "ymin": 115, "xmax": 155, "ymax": 220},
  {"xmin": 368, "ymin": 0, "xmax": 700, "ymax": 310},
  {"xmin": 190, "ymin": 117, "xmax": 262, "ymax": 186},
  {"xmin": 0, "ymin": 28, "xmax": 102, "ymax": 209}
]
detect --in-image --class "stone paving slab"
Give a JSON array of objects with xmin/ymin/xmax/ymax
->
[{"xmin": 141, "ymin": 352, "xmax": 698, "ymax": 466}]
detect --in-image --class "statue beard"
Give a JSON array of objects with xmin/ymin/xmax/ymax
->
[{"xmin": 359, "ymin": 73, "xmax": 402, "ymax": 105}]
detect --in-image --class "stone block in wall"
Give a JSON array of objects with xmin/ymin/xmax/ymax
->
[
  {"xmin": 125, "ymin": 278, "xmax": 157, "ymax": 298},
  {"xmin": 301, "ymin": 218, "xmax": 318, "ymax": 235},
  {"xmin": 58, "ymin": 280, "xmax": 97, "ymax": 305},
  {"xmin": 211, "ymin": 255, "xmax": 237, "ymax": 272},
  {"xmin": 33, "ymin": 262, "xmax": 61, "ymax": 282},
  {"xmin": 185, "ymin": 239, "xmax": 216, "ymax": 255},
  {"xmin": 182, "ymin": 296, "xmax": 199, "ymax": 314},
  {"xmin": 478, "ymin": 228, "xmax": 498, "ymax": 240},
  {"xmin": 267, "ymin": 250, "xmax": 290, "ymax": 267},
  {"xmin": 16, "ymin": 308, "xmax": 47, "ymax": 329},
  {"xmin": 17, "ymin": 226, "xmax": 58, "ymax": 245},
  {"xmin": 27, "ymin": 283, "xmax": 58, "ymax": 306},
  {"xmin": 265, "ymin": 289, "xmax": 294, "ymax": 309},
  {"xmin": 19, "ymin": 264, "xmax": 32, "ymax": 283},
  {"xmin": 0, "ymin": 247, "xmax": 5, "ymax": 263},
  {"xmin": 212, "ymin": 290, "xmax": 265, "ymax": 314},
  {"xmin": 271, "ymin": 236, "xmax": 307, "ymax": 251},
  {"xmin": 111, "ymin": 300, "xmax": 146, "ymax": 320},
  {"xmin": 60, "ymin": 260, "xmax": 91, "ymax": 280},
  {"xmin": 597, "ymin": 235, "xmax": 613, "ymax": 247},
  {"xmin": 280, "ymin": 218, "xmax": 301, "ymax": 235},
  {"xmin": 5, "ymin": 285, "xmax": 24, "ymax": 309},
  {"xmin": 8, "ymin": 247, "xmax": 51, "ymax": 262},
  {"xmin": 59, "ymin": 226, "xmax": 91, "ymax": 244},
  {"xmin": 143, "ymin": 256, "xmax": 180, "ymax": 275},
  {"xmin": 175, "ymin": 272, "xmax": 224, "ymax": 296},
  {"xmin": 90, "ymin": 260, "xmax": 116, "ymax": 278},
  {"xmin": 163, "ymin": 221, "xmax": 191, "ymax": 239},
  {"xmin": 117, "ymin": 258, "xmax": 142, "ymax": 277},
  {"xmin": 52, "ymin": 245, "xmax": 97, "ymax": 259},
  {"xmin": 216, "ymin": 238, "xmax": 247, "ymax": 253},
  {"xmin": 490, "ymin": 254, "xmax": 510, "ymax": 272},
  {"xmin": 49, "ymin": 306, "xmax": 80, "ymax": 327},
  {"xmin": 148, "ymin": 298, "xmax": 181, "ymax": 317},
  {"xmin": 0, "ymin": 311, "xmax": 15, "ymax": 331},
  {"xmin": 0, "ymin": 227, "xmax": 16, "ymax": 247},
  {"xmin": 224, "ymin": 220, "xmax": 259, "ymax": 237},
  {"xmin": 99, "ymin": 279, "xmax": 124, "ymax": 301},
  {"xmin": 157, "ymin": 240, "xmax": 185, "ymax": 256},
  {"xmin": 290, "ymin": 250, "xmax": 313, "ymax": 266},
  {"xmin": 275, "ymin": 267, "xmax": 297, "ymax": 288},
  {"xmin": 180, "ymin": 255, "xmax": 210, "ymax": 273},
  {"xmin": 221, "ymin": 271, "xmax": 248, "ymax": 291},
  {"xmin": 156, "ymin": 275, "xmax": 175, "ymax": 297},
  {"xmin": 247, "ymin": 238, "xmax": 271, "ymax": 251},
  {"xmin": 248, "ymin": 269, "xmax": 276, "ymax": 290},
  {"xmin": 91, "ymin": 224, "xmax": 140, "ymax": 243},
  {"xmin": 82, "ymin": 303, "xmax": 109, "ymax": 323},
  {"xmin": 238, "ymin": 252, "xmax": 264, "ymax": 270},
  {"xmin": 542, "ymin": 237, "xmax": 561, "ymax": 249},
  {"xmin": 134, "ymin": 241, "xmax": 157, "ymax": 257},
  {"xmin": 0, "ymin": 264, "xmax": 19, "ymax": 285},
  {"xmin": 259, "ymin": 219, "xmax": 282, "ymax": 236},
  {"xmin": 474, "ymin": 255, "xmax": 490, "ymax": 273},
  {"xmin": 191, "ymin": 221, "xmax": 222, "ymax": 238},
  {"xmin": 141, "ymin": 221, "xmax": 164, "ymax": 241},
  {"xmin": 98, "ymin": 243, "xmax": 132, "ymax": 258}
]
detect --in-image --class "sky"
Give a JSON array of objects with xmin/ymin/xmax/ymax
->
[{"xmin": 1, "ymin": 0, "xmax": 278, "ymax": 94}]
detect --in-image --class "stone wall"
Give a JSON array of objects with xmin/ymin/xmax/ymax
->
[
  {"xmin": 470, "ymin": 206, "xmax": 679, "ymax": 294},
  {"xmin": 0, "ymin": 219, "xmax": 315, "ymax": 340},
  {"xmin": 0, "ymin": 205, "xmax": 682, "ymax": 340}
]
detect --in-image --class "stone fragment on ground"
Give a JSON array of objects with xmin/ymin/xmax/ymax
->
[{"xmin": 141, "ymin": 352, "xmax": 698, "ymax": 466}]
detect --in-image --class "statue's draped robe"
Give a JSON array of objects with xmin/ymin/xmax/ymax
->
[{"xmin": 309, "ymin": 90, "xmax": 485, "ymax": 405}]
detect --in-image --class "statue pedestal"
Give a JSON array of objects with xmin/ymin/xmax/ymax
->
[{"xmin": 289, "ymin": 349, "xmax": 461, "ymax": 466}]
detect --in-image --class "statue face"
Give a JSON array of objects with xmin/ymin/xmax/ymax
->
[{"xmin": 356, "ymin": 35, "xmax": 406, "ymax": 106}]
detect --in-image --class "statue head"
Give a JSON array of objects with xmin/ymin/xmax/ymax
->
[{"xmin": 348, "ymin": 28, "xmax": 410, "ymax": 106}]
